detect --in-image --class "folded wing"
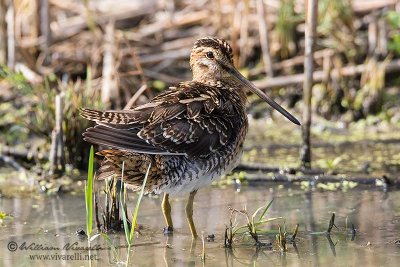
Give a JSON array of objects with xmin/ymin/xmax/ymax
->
[{"xmin": 81, "ymin": 82, "xmax": 236, "ymax": 158}]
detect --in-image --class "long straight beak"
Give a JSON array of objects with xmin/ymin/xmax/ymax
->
[{"xmin": 226, "ymin": 64, "xmax": 301, "ymax": 125}]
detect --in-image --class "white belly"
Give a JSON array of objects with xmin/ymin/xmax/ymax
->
[{"xmin": 162, "ymin": 151, "xmax": 242, "ymax": 195}]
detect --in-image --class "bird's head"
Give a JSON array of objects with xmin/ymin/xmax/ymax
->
[{"xmin": 190, "ymin": 37, "xmax": 300, "ymax": 125}]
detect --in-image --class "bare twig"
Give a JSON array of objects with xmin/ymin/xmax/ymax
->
[
  {"xmin": 327, "ymin": 213, "xmax": 338, "ymax": 234},
  {"xmin": 291, "ymin": 224, "xmax": 299, "ymax": 241},
  {"xmin": 351, "ymin": 223, "xmax": 356, "ymax": 241},
  {"xmin": 124, "ymin": 84, "xmax": 147, "ymax": 110},
  {"xmin": 0, "ymin": 154, "xmax": 25, "ymax": 171},
  {"xmin": 1, "ymin": 145, "xmax": 47, "ymax": 160}
]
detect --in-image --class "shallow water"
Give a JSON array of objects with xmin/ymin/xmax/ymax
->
[
  {"xmin": 244, "ymin": 118, "xmax": 400, "ymax": 177},
  {"xmin": 1, "ymin": 184, "xmax": 399, "ymax": 266}
]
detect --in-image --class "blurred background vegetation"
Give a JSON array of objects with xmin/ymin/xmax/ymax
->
[{"xmin": 0, "ymin": 0, "xmax": 400, "ymax": 191}]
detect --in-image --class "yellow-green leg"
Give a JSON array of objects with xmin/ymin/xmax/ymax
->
[
  {"xmin": 186, "ymin": 190, "xmax": 198, "ymax": 238},
  {"xmin": 162, "ymin": 193, "xmax": 173, "ymax": 234}
]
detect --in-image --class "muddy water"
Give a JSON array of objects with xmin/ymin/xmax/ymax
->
[{"xmin": 1, "ymin": 185, "xmax": 399, "ymax": 266}]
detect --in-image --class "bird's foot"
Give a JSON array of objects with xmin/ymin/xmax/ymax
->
[{"xmin": 163, "ymin": 226, "xmax": 173, "ymax": 236}]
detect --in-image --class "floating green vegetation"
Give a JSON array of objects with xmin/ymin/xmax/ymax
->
[
  {"xmin": 216, "ymin": 171, "xmax": 248, "ymax": 187},
  {"xmin": 0, "ymin": 211, "xmax": 12, "ymax": 225},
  {"xmin": 300, "ymin": 180, "xmax": 358, "ymax": 192},
  {"xmin": 0, "ymin": 211, "xmax": 13, "ymax": 226},
  {"xmin": 152, "ymin": 80, "xmax": 166, "ymax": 91},
  {"xmin": 316, "ymin": 156, "xmax": 343, "ymax": 173},
  {"xmin": 0, "ymin": 212, "xmax": 7, "ymax": 220}
]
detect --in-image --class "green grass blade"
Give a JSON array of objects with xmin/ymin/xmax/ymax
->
[
  {"xmin": 86, "ymin": 64, "xmax": 92, "ymax": 92},
  {"xmin": 120, "ymin": 190, "xmax": 130, "ymax": 245},
  {"xmin": 119, "ymin": 162, "xmax": 131, "ymax": 246},
  {"xmin": 85, "ymin": 146, "xmax": 94, "ymax": 237},
  {"xmin": 128, "ymin": 162, "xmax": 151, "ymax": 242},
  {"xmin": 100, "ymin": 233, "xmax": 119, "ymax": 261},
  {"xmin": 258, "ymin": 199, "xmax": 274, "ymax": 222}
]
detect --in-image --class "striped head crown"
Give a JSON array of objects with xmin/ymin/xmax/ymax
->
[{"xmin": 192, "ymin": 37, "xmax": 234, "ymax": 64}]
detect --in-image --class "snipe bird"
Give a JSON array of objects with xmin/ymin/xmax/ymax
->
[{"xmin": 81, "ymin": 37, "xmax": 300, "ymax": 238}]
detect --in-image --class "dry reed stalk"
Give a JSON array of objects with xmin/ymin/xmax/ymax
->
[
  {"xmin": 49, "ymin": 93, "xmax": 65, "ymax": 174},
  {"xmin": 322, "ymin": 50, "xmax": 333, "ymax": 84},
  {"xmin": 353, "ymin": 0, "xmax": 397, "ymax": 14},
  {"xmin": 0, "ymin": 0, "xmax": 6, "ymax": 64},
  {"xmin": 253, "ymin": 59, "xmax": 400, "ymax": 89},
  {"xmin": 249, "ymin": 48, "xmax": 333, "ymax": 76},
  {"xmin": 49, "ymin": 0, "xmax": 85, "ymax": 15},
  {"xmin": 51, "ymin": 1, "xmax": 156, "ymax": 42},
  {"xmin": 231, "ymin": 0, "xmax": 241, "ymax": 67},
  {"xmin": 238, "ymin": 1, "xmax": 249, "ymax": 67},
  {"xmin": 300, "ymin": 0, "xmax": 318, "ymax": 169},
  {"xmin": 101, "ymin": 20, "xmax": 117, "ymax": 107},
  {"xmin": 39, "ymin": 0, "xmax": 51, "ymax": 65},
  {"xmin": 378, "ymin": 17, "xmax": 388, "ymax": 57},
  {"xmin": 6, "ymin": 0, "xmax": 14, "ymax": 69},
  {"xmin": 368, "ymin": 14, "xmax": 378, "ymax": 55},
  {"xmin": 138, "ymin": 48, "xmax": 189, "ymax": 64},
  {"xmin": 136, "ymin": 10, "xmax": 209, "ymax": 39},
  {"xmin": 56, "ymin": 93, "xmax": 65, "ymax": 172},
  {"xmin": 256, "ymin": 0, "xmax": 274, "ymax": 77}
]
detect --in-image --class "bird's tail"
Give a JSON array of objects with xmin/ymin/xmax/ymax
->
[{"xmin": 96, "ymin": 149, "xmax": 159, "ymax": 192}]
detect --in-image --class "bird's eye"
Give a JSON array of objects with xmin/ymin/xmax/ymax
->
[{"xmin": 206, "ymin": 52, "xmax": 214, "ymax": 59}]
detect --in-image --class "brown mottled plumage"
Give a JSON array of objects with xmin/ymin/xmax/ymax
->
[{"xmin": 81, "ymin": 37, "xmax": 300, "ymax": 238}]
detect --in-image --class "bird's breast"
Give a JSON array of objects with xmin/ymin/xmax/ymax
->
[{"xmin": 160, "ymin": 122, "xmax": 248, "ymax": 195}]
